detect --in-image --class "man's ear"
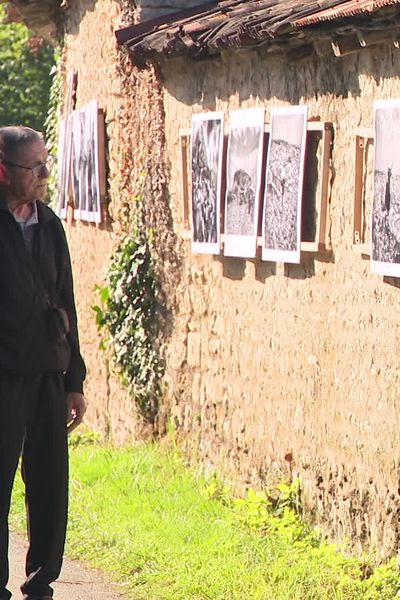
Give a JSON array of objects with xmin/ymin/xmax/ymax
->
[
  {"xmin": 0, "ymin": 162, "xmax": 6, "ymax": 182},
  {"xmin": 0, "ymin": 162, "xmax": 9, "ymax": 184}
]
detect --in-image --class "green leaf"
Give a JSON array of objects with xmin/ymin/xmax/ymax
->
[
  {"xmin": 93, "ymin": 228, "xmax": 163, "ymax": 418},
  {"xmin": 0, "ymin": 7, "xmax": 54, "ymax": 131}
]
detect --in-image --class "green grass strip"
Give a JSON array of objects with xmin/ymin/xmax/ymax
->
[{"xmin": 9, "ymin": 434, "xmax": 400, "ymax": 599}]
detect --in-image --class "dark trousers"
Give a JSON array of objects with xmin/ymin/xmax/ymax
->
[{"xmin": 0, "ymin": 373, "xmax": 68, "ymax": 600}]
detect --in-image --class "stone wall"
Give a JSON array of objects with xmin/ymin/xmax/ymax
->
[
  {"xmin": 62, "ymin": 0, "xmax": 147, "ymax": 442},
  {"xmin": 62, "ymin": 0, "xmax": 177, "ymax": 442},
  {"xmin": 61, "ymin": 0, "xmax": 400, "ymax": 556},
  {"xmin": 159, "ymin": 47, "xmax": 400, "ymax": 557}
]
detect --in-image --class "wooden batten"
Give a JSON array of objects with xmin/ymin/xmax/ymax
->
[
  {"xmin": 97, "ymin": 109, "xmax": 107, "ymax": 200},
  {"xmin": 352, "ymin": 128, "xmax": 374, "ymax": 256},
  {"xmin": 314, "ymin": 123, "xmax": 332, "ymax": 249},
  {"xmin": 180, "ymin": 134, "xmax": 190, "ymax": 230},
  {"xmin": 353, "ymin": 135, "xmax": 365, "ymax": 246}
]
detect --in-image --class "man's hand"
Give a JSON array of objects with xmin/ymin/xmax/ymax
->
[{"xmin": 66, "ymin": 392, "xmax": 87, "ymax": 434}]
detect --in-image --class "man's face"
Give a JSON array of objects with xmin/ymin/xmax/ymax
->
[{"xmin": 6, "ymin": 139, "xmax": 49, "ymax": 204}]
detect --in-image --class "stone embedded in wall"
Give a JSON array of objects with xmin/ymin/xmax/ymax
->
[
  {"xmin": 189, "ymin": 286, "xmax": 207, "ymax": 316},
  {"xmin": 189, "ymin": 264, "xmax": 206, "ymax": 285},
  {"xmin": 191, "ymin": 372, "xmax": 201, "ymax": 405},
  {"xmin": 208, "ymin": 335, "xmax": 222, "ymax": 356},
  {"xmin": 167, "ymin": 335, "xmax": 187, "ymax": 370},
  {"xmin": 158, "ymin": 42, "xmax": 400, "ymax": 556},
  {"xmin": 179, "ymin": 287, "xmax": 192, "ymax": 315},
  {"xmin": 187, "ymin": 331, "xmax": 201, "ymax": 367},
  {"xmin": 211, "ymin": 313, "xmax": 225, "ymax": 336},
  {"xmin": 187, "ymin": 319, "xmax": 200, "ymax": 332},
  {"xmin": 204, "ymin": 372, "xmax": 224, "ymax": 407},
  {"xmin": 63, "ymin": 0, "xmax": 400, "ymax": 559}
]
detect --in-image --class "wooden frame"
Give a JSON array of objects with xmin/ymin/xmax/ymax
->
[
  {"xmin": 97, "ymin": 108, "xmax": 107, "ymax": 201},
  {"xmin": 62, "ymin": 105, "xmax": 107, "ymax": 225},
  {"xmin": 180, "ymin": 133, "xmax": 190, "ymax": 230},
  {"xmin": 353, "ymin": 127, "xmax": 374, "ymax": 256},
  {"xmin": 58, "ymin": 69, "xmax": 77, "ymax": 220},
  {"xmin": 179, "ymin": 120, "xmax": 332, "ymax": 255}
]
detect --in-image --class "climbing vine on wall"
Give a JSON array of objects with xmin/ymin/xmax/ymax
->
[
  {"xmin": 93, "ymin": 2, "xmax": 180, "ymax": 423},
  {"xmin": 44, "ymin": 45, "xmax": 64, "ymax": 208},
  {"xmin": 94, "ymin": 205, "xmax": 163, "ymax": 419}
]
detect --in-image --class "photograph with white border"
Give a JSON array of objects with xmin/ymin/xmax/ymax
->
[
  {"xmin": 224, "ymin": 108, "xmax": 265, "ymax": 258},
  {"xmin": 190, "ymin": 111, "xmax": 224, "ymax": 254},
  {"xmin": 261, "ymin": 105, "xmax": 308, "ymax": 263},
  {"xmin": 57, "ymin": 117, "xmax": 71, "ymax": 219},
  {"xmin": 80, "ymin": 100, "xmax": 101, "ymax": 223},
  {"xmin": 371, "ymin": 99, "xmax": 400, "ymax": 276},
  {"xmin": 70, "ymin": 108, "xmax": 84, "ymax": 217}
]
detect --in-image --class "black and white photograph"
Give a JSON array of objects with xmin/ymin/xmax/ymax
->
[
  {"xmin": 71, "ymin": 101, "xmax": 102, "ymax": 223},
  {"xmin": 261, "ymin": 105, "xmax": 308, "ymax": 263},
  {"xmin": 190, "ymin": 111, "xmax": 224, "ymax": 254},
  {"xmin": 57, "ymin": 117, "xmax": 72, "ymax": 219},
  {"xmin": 371, "ymin": 99, "xmax": 400, "ymax": 276},
  {"xmin": 224, "ymin": 108, "xmax": 265, "ymax": 258},
  {"xmin": 84, "ymin": 100, "xmax": 101, "ymax": 221},
  {"xmin": 71, "ymin": 108, "xmax": 84, "ymax": 214},
  {"xmin": 57, "ymin": 71, "xmax": 75, "ymax": 219}
]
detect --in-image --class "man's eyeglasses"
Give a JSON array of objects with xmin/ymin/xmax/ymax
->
[{"xmin": 3, "ymin": 160, "xmax": 49, "ymax": 177}]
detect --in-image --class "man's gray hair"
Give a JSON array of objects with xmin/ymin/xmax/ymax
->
[{"xmin": 0, "ymin": 126, "xmax": 43, "ymax": 162}]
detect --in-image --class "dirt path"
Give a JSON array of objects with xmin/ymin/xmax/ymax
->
[{"xmin": 9, "ymin": 532, "xmax": 127, "ymax": 599}]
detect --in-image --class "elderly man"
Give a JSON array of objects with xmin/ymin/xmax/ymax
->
[{"xmin": 0, "ymin": 125, "xmax": 86, "ymax": 600}]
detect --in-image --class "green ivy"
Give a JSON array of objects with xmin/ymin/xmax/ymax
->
[
  {"xmin": 93, "ymin": 226, "xmax": 163, "ymax": 419},
  {"xmin": 44, "ymin": 45, "xmax": 63, "ymax": 207}
]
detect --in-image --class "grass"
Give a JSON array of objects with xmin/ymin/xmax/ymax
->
[{"xmin": 9, "ymin": 432, "xmax": 400, "ymax": 599}]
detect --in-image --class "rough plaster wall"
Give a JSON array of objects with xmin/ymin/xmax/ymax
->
[
  {"xmin": 160, "ymin": 46, "xmax": 400, "ymax": 556},
  {"xmin": 61, "ymin": 0, "xmax": 175, "ymax": 443},
  {"xmin": 61, "ymin": 0, "xmax": 144, "ymax": 442},
  {"xmin": 59, "ymin": 0, "xmax": 400, "ymax": 555}
]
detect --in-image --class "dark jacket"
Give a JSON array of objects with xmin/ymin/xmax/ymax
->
[{"xmin": 0, "ymin": 196, "xmax": 86, "ymax": 393}]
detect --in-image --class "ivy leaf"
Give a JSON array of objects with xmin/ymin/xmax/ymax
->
[
  {"xmin": 93, "ymin": 229, "xmax": 163, "ymax": 418},
  {"xmin": 92, "ymin": 304, "xmax": 106, "ymax": 329},
  {"xmin": 99, "ymin": 286, "xmax": 110, "ymax": 304}
]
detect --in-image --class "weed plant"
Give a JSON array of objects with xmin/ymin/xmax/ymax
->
[{"xmin": 9, "ymin": 434, "xmax": 400, "ymax": 599}]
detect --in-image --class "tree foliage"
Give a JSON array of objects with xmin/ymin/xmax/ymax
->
[{"xmin": 0, "ymin": 8, "xmax": 55, "ymax": 131}]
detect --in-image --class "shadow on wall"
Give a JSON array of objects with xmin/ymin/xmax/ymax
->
[
  {"xmin": 159, "ymin": 42, "xmax": 399, "ymax": 107},
  {"xmin": 63, "ymin": 0, "xmax": 99, "ymax": 36},
  {"xmin": 215, "ymin": 251, "xmax": 334, "ymax": 282}
]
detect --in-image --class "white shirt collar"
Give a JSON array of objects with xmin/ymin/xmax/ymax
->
[{"xmin": 12, "ymin": 201, "xmax": 39, "ymax": 226}]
